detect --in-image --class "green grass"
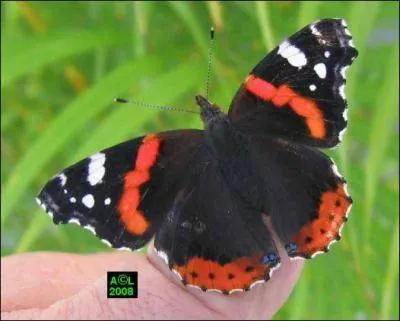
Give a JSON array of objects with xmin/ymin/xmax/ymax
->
[{"xmin": 1, "ymin": 1, "xmax": 398, "ymax": 319}]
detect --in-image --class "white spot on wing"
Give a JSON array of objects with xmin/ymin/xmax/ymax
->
[
  {"xmin": 104, "ymin": 197, "xmax": 111, "ymax": 205},
  {"xmin": 172, "ymin": 269, "xmax": 183, "ymax": 281},
  {"xmin": 344, "ymin": 27, "xmax": 352, "ymax": 36},
  {"xmin": 343, "ymin": 109, "xmax": 348, "ymax": 122},
  {"xmin": 69, "ymin": 218, "xmax": 81, "ymax": 226},
  {"xmin": 309, "ymin": 84, "xmax": 317, "ymax": 91},
  {"xmin": 101, "ymin": 239, "xmax": 112, "ymax": 247},
  {"xmin": 310, "ymin": 24, "xmax": 321, "ymax": 36},
  {"xmin": 69, "ymin": 197, "xmax": 76, "ymax": 203},
  {"xmin": 289, "ymin": 256, "xmax": 306, "ymax": 262},
  {"xmin": 156, "ymin": 249, "xmax": 169, "ymax": 265},
  {"xmin": 341, "ymin": 66, "xmax": 349, "ymax": 79},
  {"xmin": 82, "ymin": 194, "xmax": 95, "ymax": 208},
  {"xmin": 341, "ymin": 19, "xmax": 348, "ymax": 27},
  {"xmin": 310, "ymin": 250, "xmax": 325, "ymax": 259},
  {"xmin": 268, "ymin": 262, "xmax": 281, "ymax": 278},
  {"xmin": 345, "ymin": 203, "xmax": 352, "ymax": 218},
  {"xmin": 249, "ymin": 279, "xmax": 265, "ymax": 290},
  {"xmin": 87, "ymin": 153, "xmax": 106, "ymax": 186},
  {"xmin": 338, "ymin": 222, "xmax": 346, "ymax": 237},
  {"xmin": 339, "ymin": 127, "xmax": 347, "ymax": 141},
  {"xmin": 314, "ymin": 63, "xmax": 327, "ymax": 79},
  {"xmin": 339, "ymin": 85, "xmax": 346, "ymax": 100},
  {"xmin": 84, "ymin": 225, "xmax": 96, "ymax": 235},
  {"xmin": 116, "ymin": 247, "xmax": 132, "ymax": 251},
  {"xmin": 37, "ymin": 198, "xmax": 46, "ymax": 211},
  {"xmin": 330, "ymin": 160, "xmax": 343, "ymax": 178},
  {"xmin": 278, "ymin": 40, "xmax": 307, "ymax": 68},
  {"xmin": 47, "ymin": 211, "xmax": 54, "ymax": 219},
  {"xmin": 324, "ymin": 51, "xmax": 331, "ymax": 58},
  {"xmin": 58, "ymin": 173, "xmax": 67, "ymax": 186},
  {"xmin": 343, "ymin": 183, "xmax": 349, "ymax": 196}
]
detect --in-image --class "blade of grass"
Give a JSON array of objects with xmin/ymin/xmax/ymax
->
[
  {"xmin": 287, "ymin": 266, "xmax": 309, "ymax": 319},
  {"xmin": 336, "ymin": 1, "xmax": 381, "ymax": 275},
  {"xmin": 339, "ymin": 1, "xmax": 381, "ymax": 173},
  {"xmin": 1, "ymin": 56, "xmax": 160, "ymax": 226},
  {"xmin": 167, "ymin": 1, "xmax": 208, "ymax": 56},
  {"xmin": 297, "ymin": 1, "xmax": 322, "ymax": 28},
  {"xmin": 15, "ymin": 210, "xmax": 49, "ymax": 253},
  {"xmin": 1, "ymin": 28, "xmax": 129, "ymax": 88},
  {"xmin": 364, "ymin": 44, "xmax": 399, "ymax": 254},
  {"xmin": 379, "ymin": 218, "xmax": 399, "ymax": 319},
  {"xmin": 254, "ymin": 1, "xmax": 275, "ymax": 52},
  {"xmin": 133, "ymin": 1, "xmax": 149, "ymax": 56},
  {"xmin": 167, "ymin": 1, "xmax": 229, "ymax": 100},
  {"xmin": 206, "ymin": 1, "xmax": 223, "ymax": 30}
]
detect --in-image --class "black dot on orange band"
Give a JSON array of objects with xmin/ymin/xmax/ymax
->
[
  {"xmin": 209, "ymin": 273, "xmax": 215, "ymax": 279},
  {"xmin": 201, "ymin": 286, "xmax": 207, "ymax": 292},
  {"xmin": 223, "ymin": 290, "xmax": 230, "ymax": 295},
  {"xmin": 320, "ymin": 228, "xmax": 326, "ymax": 234},
  {"xmin": 328, "ymin": 214, "xmax": 335, "ymax": 221},
  {"xmin": 335, "ymin": 199, "xmax": 341, "ymax": 207},
  {"xmin": 228, "ymin": 273, "xmax": 235, "ymax": 279},
  {"xmin": 245, "ymin": 266, "xmax": 255, "ymax": 273},
  {"xmin": 305, "ymin": 236, "xmax": 313, "ymax": 244},
  {"xmin": 190, "ymin": 271, "xmax": 198, "ymax": 278}
]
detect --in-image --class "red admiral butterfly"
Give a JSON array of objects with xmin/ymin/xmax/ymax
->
[{"xmin": 37, "ymin": 19, "xmax": 357, "ymax": 295}]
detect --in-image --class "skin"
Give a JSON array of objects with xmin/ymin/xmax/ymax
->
[{"xmin": 1, "ymin": 217, "xmax": 304, "ymax": 320}]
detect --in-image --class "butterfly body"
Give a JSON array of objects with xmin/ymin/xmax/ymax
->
[{"xmin": 37, "ymin": 19, "xmax": 357, "ymax": 294}]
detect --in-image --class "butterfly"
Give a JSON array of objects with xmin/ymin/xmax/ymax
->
[{"xmin": 37, "ymin": 18, "xmax": 357, "ymax": 295}]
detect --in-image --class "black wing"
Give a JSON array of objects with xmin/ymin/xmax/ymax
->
[
  {"xmin": 242, "ymin": 135, "xmax": 352, "ymax": 259},
  {"xmin": 37, "ymin": 130, "xmax": 204, "ymax": 250},
  {"xmin": 228, "ymin": 18, "xmax": 358, "ymax": 148},
  {"xmin": 154, "ymin": 145, "xmax": 280, "ymax": 294}
]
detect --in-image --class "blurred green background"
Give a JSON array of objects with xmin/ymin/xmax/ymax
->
[{"xmin": 1, "ymin": 1, "xmax": 398, "ymax": 319}]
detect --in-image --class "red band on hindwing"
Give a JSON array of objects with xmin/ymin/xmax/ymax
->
[
  {"xmin": 173, "ymin": 254, "xmax": 273, "ymax": 293},
  {"xmin": 245, "ymin": 75, "xmax": 326, "ymax": 139},
  {"xmin": 290, "ymin": 183, "xmax": 352, "ymax": 257},
  {"xmin": 118, "ymin": 134, "xmax": 161, "ymax": 235}
]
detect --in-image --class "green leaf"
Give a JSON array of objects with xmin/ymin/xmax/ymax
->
[{"xmin": 1, "ymin": 28, "xmax": 129, "ymax": 88}]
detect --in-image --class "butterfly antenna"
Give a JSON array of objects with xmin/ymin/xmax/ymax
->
[
  {"xmin": 205, "ymin": 26, "xmax": 215, "ymax": 100},
  {"xmin": 113, "ymin": 98, "xmax": 199, "ymax": 114}
]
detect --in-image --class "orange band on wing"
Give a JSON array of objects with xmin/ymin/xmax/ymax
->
[
  {"xmin": 289, "ymin": 183, "xmax": 352, "ymax": 257},
  {"xmin": 245, "ymin": 75, "xmax": 326, "ymax": 139},
  {"xmin": 173, "ymin": 253, "xmax": 272, "ymax": 293},
  {"xmin": 118, "ymin": 134, "xmax": 161, "ymax": 235}
]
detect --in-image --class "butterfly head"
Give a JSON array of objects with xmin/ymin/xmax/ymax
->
[{"xmin": 196, "ymin": 95, "xmax": 224, "ymax": 128}]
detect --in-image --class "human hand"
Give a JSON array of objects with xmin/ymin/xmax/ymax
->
[{"xmin": 1, "ymin": 242, "xmax": 303, "ymax": 320}]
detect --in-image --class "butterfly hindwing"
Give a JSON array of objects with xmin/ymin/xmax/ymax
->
[
  {"xmin": 229, "ymin": 18, "xmax": 358, "ymax": 147},
  {"xmin": 154, "ymin": 147, "xmax": 280, "ymax": 294},
  {"xmin": 37, "ymin": 130, "xmax": 204, "ymax": 250},
  {"xmin": 243, "ymin": 135, "xmax": 352, "ymax": 259}
]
